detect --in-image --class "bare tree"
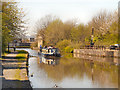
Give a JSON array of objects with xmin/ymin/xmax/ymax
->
[
  {"xmin": 89, "ymin": 10, "xmax": 117, "ymax": 35},
  {"xmin": 35, "ymin": 14, "xmax": 57, "ymax": 40}
]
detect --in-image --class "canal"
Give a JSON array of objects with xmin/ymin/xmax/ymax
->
[{"xmin": 16, "ymin": 48, "xmax": 118, "ymax": 88}]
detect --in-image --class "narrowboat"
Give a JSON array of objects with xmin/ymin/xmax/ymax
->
[{"xmin": 40, "ymin": 48, "xmax": 61, "ymax": 57}]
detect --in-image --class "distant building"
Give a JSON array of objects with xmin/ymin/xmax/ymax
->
[
  {"xmin": 17, "ymin": 38, "xmax": 22, "ymax": 43},
  {"xmin": 30, "ymin": 38, "xmax": 35, "ymax": 42},
  {"xmin": 25, "ymin": 36, "xmax": 36, "ymax": 43}
]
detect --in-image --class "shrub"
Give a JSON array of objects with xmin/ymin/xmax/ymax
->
[
  {"xmin": 56, "ymin": 40, "xmax": 71, "ymax": 52},
  {"xmin": 71, "ymin": 42, "xmax": 82, "ymax": 49},
  {"xmin": 64, "ymin": 46, "xmax": 73, "ymax": 53}
]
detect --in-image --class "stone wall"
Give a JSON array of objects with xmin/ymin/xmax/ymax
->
[
  {"xmin": 74, "ymin": 49, "xmax": 120, "ymax": 57},
  {"xmin": 73, "ymin": 53, "xmax": 119, "ymax": 64}
]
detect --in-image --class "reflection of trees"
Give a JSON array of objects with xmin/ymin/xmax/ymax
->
[
  {"xmin": 89, "ymin": 61, "xmax": 118, "ymax": 87},
  {"xmin": 38, "ymin": 57, "xmax": 118, "ymax": 87},
  {"xmin": 39, "ymin": 63, "xmax": 64, "ymax": 82}
]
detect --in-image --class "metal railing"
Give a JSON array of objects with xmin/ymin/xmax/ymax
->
[
  {"xmin": 79, "ymin": 45, "xmax": 109, "ymax": 50},
  {"xmin": 8, "ymin": 43, "xmax": 31, "ymax": 47}
]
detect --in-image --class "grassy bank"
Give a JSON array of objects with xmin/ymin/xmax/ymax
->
[
  {"xmin": 16, "ymin": 50, "xmax": 28, "ymax": 61},
  {"xmin": 2, "ymin": 50, "xmax": 11, "ymax": 57},
  {"xmin": 2, "ymin": 50, "xmax": 28, "ymax": 58}
]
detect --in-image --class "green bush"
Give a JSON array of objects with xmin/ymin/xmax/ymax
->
[
  {"xmin": 64, "ymin": 46, "xmax": 73, "ymax": 53},
  {"xmin": 70, "ymin": 42, "xmax": 82, "ymax": 49},
  {"xmin": 56, "ymin": 40, "xmax": 71, "ymax": 52}
]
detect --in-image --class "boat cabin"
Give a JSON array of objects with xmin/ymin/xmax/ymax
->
[{"xmin": 41, "ymin": 48, "xmax": 60, "ymax": 57}]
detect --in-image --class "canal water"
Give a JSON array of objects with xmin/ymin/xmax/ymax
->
[{"xmin": 16, "ymin": 48, "xmax": 118, "ymax": 88}]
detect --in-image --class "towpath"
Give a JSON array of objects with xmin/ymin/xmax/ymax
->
[{"xmin": 1, "ymin": 51, "xmax": 32, "ymax": 89}]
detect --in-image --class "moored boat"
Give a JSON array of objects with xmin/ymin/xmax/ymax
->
[{"xmin": 40, "ymin": 47, "xmax": 61, "ymax": 57}]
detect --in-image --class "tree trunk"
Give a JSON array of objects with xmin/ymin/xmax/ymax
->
[{"xmin": 8, "ymin": 42, "xmax": 9, "ymax": 52}]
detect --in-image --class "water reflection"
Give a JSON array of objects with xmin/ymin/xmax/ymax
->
[
  {"xmin": 74, "ymin": 53, "xmax": 120, "ymax": 65},
  {"xmin": 38, "ymin": 55, "xmax": 118, "ymax": 88},
  {"xmin": 39, "ymin": 56, "xmax": 60, "ymax": 65},
  {"xmin": 16, "ymin": 48, "xmax": 118, "ymax": 88}
]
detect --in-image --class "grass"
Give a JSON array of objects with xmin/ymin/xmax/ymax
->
[
  {"xmin": 16, "ymin": 50, "xmax": 28, "ymax": 61},
  {"xmin": 17, "ymin": 50, "xmax": 28, "ymax": 54},
  {"xmin": 14, "ymin": 69, "xmax": 21, "ymax": 80},
  {"xmin": 4, "ymin": 51, "xmax": 11, "ymax": 56},
  {"xmin": 2, "ymin": 50, "xmax": 28, "ymax": 61},
  {"xmin": 2, "ymin": 50, "xmax": 11, "ymax": 56},
  {"xmin": 15, "ymin": 50, "xmax": 28, "ymax": 81}
]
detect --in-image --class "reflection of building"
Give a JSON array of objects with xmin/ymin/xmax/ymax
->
[{"xmin": 40, "ymin": 57, "xmax": 59, "ymax": 65}]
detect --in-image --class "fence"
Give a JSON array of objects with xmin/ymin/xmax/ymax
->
[
  {"xmin": 79, "ymin": 45, "xmax": 109, "ymax": 50},
  {"xmin": 9, "ymin": 43, "xmax": 31, "ymax": 47}
]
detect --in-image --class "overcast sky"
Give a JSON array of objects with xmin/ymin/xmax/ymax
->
[{"xmin": 16, "ymin": 0, "xmax": 119, "ymax": 36}]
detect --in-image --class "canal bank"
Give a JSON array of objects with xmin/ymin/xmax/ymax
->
[
  {"xmin": 74, "ymin": 49, "xmax": 120, "ymax": 58},
  {"xmin": 1, "ymin": 50, "xmax": 32, "ymax": 89}
]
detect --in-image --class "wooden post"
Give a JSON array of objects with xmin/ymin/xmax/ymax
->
[{"xmin": 90, "ymin": 27, "xmax": 94, "ymax": 46}]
